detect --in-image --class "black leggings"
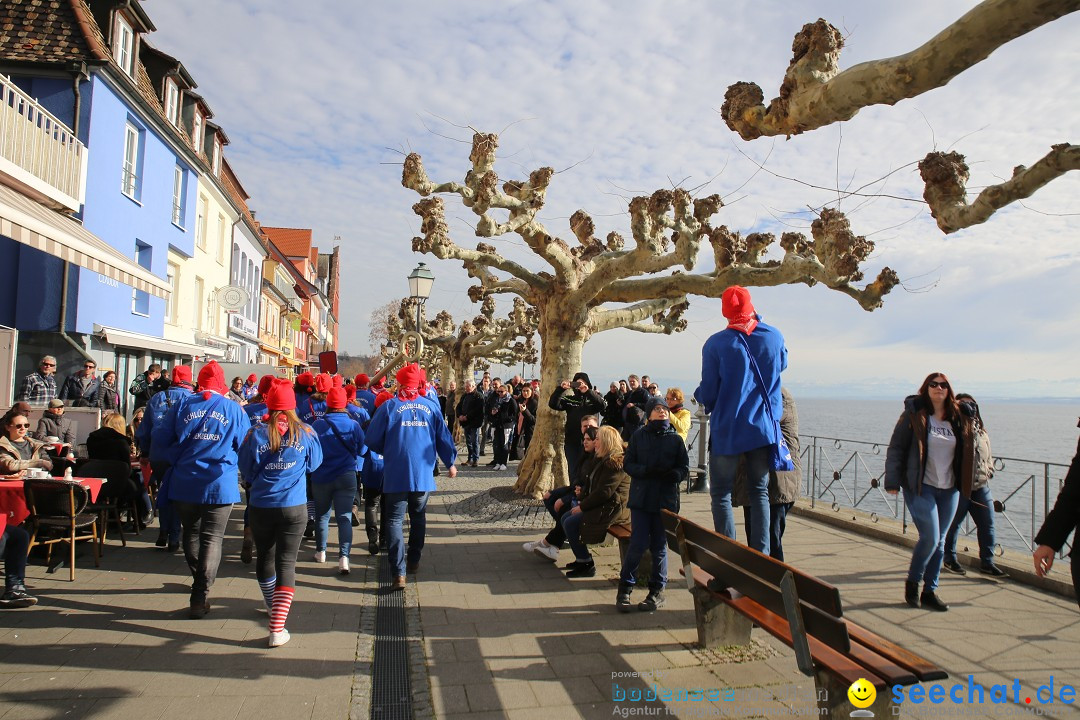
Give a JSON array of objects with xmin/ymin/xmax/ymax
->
[{"xmin": 249, "ymin": 504, "xmax": 307, "ymax": 588}]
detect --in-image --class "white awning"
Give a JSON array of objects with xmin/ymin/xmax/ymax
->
[
  {"xmin": 0, "ymin": 183, "xmax": 171, "ymax": 299},
  {"xmin": 94, "ymin": 325, "xmax": 225, "ymax": 358}
]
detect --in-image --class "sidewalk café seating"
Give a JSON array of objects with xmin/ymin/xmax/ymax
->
[
  {"xmin": 24, "ymin": 478, "xmax": 100, "ymax": 581},
  {"xmin": 661, "ymin": 510, "xmax": 947, "ymax": 717},
  {"xmin": 78, "ymin": 459, "xmax": 142, "ymax": 549}
]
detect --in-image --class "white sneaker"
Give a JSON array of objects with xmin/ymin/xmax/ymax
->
[
  {"xmin": 339, "ymin": 556, "xmax": 350, "ymax": 575},
  {"xmin": 268, "ymin": 629, "xmax": 291, "ymax": 648},
  {"xmin": 522, "ymin": 539, "xmax": 543, "ymax": 552},
  {"xmin": 533, "ymin": 543, "xmax": 559, "ymax": 562},
  {"xmin": 313, "ymin": 550, "xmax": 326, "ymax": 563}
]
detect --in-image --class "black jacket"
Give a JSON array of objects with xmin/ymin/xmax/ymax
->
[
  {"xmin": 624, "ymin": 422, "xmax": 689, "ymax": 513},
  {"xmin": 518, "ymin": 395, "xmax": 538, "ymax": 430},
  {"xmin": 885, "ymin": 395, "xmax": 973, "ymax": 497},
  {"xmin": 456, "ymin": 391, "xmax": 485, "ymax": 430},
  {"xmin": 548, "ymin": 373, "xmax": 605, "ymax": 448},
  {"xmin": 489, "ymin": 395, "xmax": 518, "ymax": 429},
  {"xmin": 86, "ymin": 427, "xmax": 132, "ymax": 463},
  {"xmin": 1035, "ymin": 435, "xmax": 1080, "ymax": 553},
  {"xmin": 602, "ymin": 390, "xmax": 624, "ymax": 429}
]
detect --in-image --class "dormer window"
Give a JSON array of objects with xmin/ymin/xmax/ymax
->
[
  {"xmin": 164, "ymin": 78, "xmax": 180, "ymax": 127},
  {"xmin": 192, "ymin": 111, "xmax": 204, "ymax": 152},
  {"xmin": 113, "ymin": 15, "xmax": 135, "ymax": 78}
]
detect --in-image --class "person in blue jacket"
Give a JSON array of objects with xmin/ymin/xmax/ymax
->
[
  {"xmin": 311, "ymin": 378, "xmax": 364, "ymax": 575},
  {"xmin": 239, "ymin": 377, "xmax": 323, "ymax": 648},
  {"xmin": 616, "ymin": 397, "xmax": 689, "ymax": 613},
  {"xmin": 365, "ymin": 363, "xmax": 457, "ymax": 589},
  {"xmin": 243, "ymin": 375, "xmax": 276, "ymax": 426},
  {"xmin": 694, "ymin": 285, "xmax": 787, "ymax": 556},
  {"xmin": 136, "ymin": 365, "xmax": 195, "ymax": 552},
  {"xmin": 151, "ymin": 361, "xmax": 249, "ymax": 619},
  {"xmin": 354, "ymin": 374, "xmax": 377, "ymax": 416}
]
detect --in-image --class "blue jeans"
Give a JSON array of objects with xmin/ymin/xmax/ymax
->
[
  {"xmin": 313, "ymin": 472, "xmax": 356, "ymax": 558},
  {"xmin": 710, "ymin": 447, "xmax": 771, "ymax": 555},
  {"xmin": 561, "ymin": 505, "xmax": 590, "ymax": 562},
  {"xmin": 620, "ymin": 509, "xmax": 667, "ymax": 589},
  {"xmin": 903, "ymin": 484, "xmax": 960, "ymax": 591},
  {"xmin": 464, "ymin": 427, "xmax": 480, "ymax": 463},
  {"xmin": 385, "ymin": 491, "xmax": 430, "ymax": 577},
  {"xmin": 543, "ymin": 486, "xmax": 574, "ymax": 548},
  {"xmin": 944, "ymin": 486, "xmax": 996, "ymax": 565},
  {"xmin": 742, "ymin": 502, "xmax": 794, "ymax": 561}
]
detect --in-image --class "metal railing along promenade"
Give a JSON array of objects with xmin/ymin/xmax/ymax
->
[{"xmin": 685, "ymin": 411, "xmax": 1072, "ymax": 559}]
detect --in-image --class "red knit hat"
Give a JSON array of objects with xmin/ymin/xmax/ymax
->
[
  {"xmin": 296, "ymin": 372, "xmax": 315, "ymax": 392},
  {"xmin": 355, "ymin": 373, "xmax": 370, "ymax": 388},
  {"xmin": 395, "ymin": 363, "xmax": 424, "ymax": 391},
  {"xmin": 197, "ymin": 361, "xmax": 227, "ymax": 395},
  {"xmin": 721, "ymin": 285, "xmax": 755, "ymax": 319},
  {"xmin": 374, "ymin": 389, "xmax": 393, "ymax": 408},
  {"xmin": 345, "ymin": 385, "xmax": 357, "ymax": 402},
  {"xmin": 258, "ymin": 375, "xmax": 275, "ymax": 395},
  {"xmin": 371, "ymin": 376, "xmax": 385, "ymax": 390},
  {"xmin": 327, "ymin": 385, "xmax": 347, "ymax": 410},
  {"xmin": 315, "ymin": 372, "xmax": 333, "ymax": 394},
  {"xmin": 172, "ymin": 365, "xmax": 192, "ymax": 385},
  {"xmin": 265, "ymin": 377, "xmax": 296, "ymax": 411},
  {"xmin": 247, "ymin": 373, "xmax": 257, "ymax": 383}
]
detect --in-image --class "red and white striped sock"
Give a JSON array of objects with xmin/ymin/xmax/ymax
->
[{"xmin": 269, "ymin": 586, "xmax": 295, "ymax": 633}]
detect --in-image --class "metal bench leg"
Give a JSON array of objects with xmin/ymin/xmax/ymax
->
[
  {"xmin": 814, "ymin": 672, "xmax": 897, "ymax": 718},
  {"xmin": 689, "ymin": 585, "xmax": 752, "ymax": 648}
]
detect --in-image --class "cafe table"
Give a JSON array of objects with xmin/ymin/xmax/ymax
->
[{"xmin": 0, "ymin": 476, "xmax": 105, "ymax": 526}]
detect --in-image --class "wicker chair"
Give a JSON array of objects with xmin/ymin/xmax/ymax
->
[{"xmin": 23, "ymin": 478, "xmax": 101, "ymax": 581}]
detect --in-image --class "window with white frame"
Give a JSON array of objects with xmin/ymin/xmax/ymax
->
[
  {"xmin": 164, "ymin": 79, "xmax": 180, "ymax": 127},
  {"xmin": 113, "ymin": 15, "xmax": 135, "ymax": 78},
  {"xmin": 217, "ymin": 213, "xmax": 228, "ymax": 264},
  {"xmin": 192, "ymin": 111, "xmax": 204, "ymax": 153},
  {"xmin": 166, "ymin": 262, "xmax": 180, "ymax": 324},
  {"xmin": 212, "ymin": 138, "xmax": 222, "ymax": 176},
  {"xmin": 193, "ymin": 276, "xmax": 204, "ymax": 331},
  {"xmin": 121, "ymin": 123, "xmax": 141, "ymax": 199},
  {"xmin": 131, "ymin": 241, "xmax": 152, "ymax": 315},
  {"xmin": 195, "ymin": 194, "xmax": 208, "ymax": 250},
  {"xmin": 171, "ymin": 166, "xmax": 186, "ymax": 226}
]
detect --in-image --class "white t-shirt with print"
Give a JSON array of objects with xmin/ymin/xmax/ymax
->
[{"xmin": 922, "ymin": 415, "xmax": 956, "ymax": 489}]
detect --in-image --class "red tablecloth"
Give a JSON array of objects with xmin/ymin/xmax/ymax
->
[{"xmin": 0, "ymin": 478, "xmax": 104, "ymax": 526}]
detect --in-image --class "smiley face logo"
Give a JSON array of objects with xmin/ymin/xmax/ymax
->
[{"xmin": 848, "ymin": 678, "xmax": 876, "ymax": 709}]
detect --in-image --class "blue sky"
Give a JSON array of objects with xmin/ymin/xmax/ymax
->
[{"xmin": 147, "ymin": 1, "xmax": 1080, "ymax": 398}]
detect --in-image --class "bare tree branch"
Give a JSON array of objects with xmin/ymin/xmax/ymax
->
[{"xmin": 722, "ymin": 0, "xmax": 1080, "ymax": 140}]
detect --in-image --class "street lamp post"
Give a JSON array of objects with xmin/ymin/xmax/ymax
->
[{"xmin": 407, "ymin": 262, "xmax": 435, "ymax": 346}]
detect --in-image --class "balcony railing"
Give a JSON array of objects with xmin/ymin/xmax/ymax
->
[{"xmin": 0, "ymin": 74, "xmax": 87, "ymax": 211}]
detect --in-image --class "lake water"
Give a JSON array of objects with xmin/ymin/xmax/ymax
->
[{"xmin": 791, "ymin": 398, "xmax": 1079, "ymax": 556}]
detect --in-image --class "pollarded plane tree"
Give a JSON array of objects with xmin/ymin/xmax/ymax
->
[
  {"xmin": 402, "ymin": 132, "xmax": 899, "ymax": 497},
  {"xmin": 720, "ymin": 0, "xmax": 1080, "ymax": 234},
  {"xmin": 386, "ymin": 294, "xmax": 538, "ymax": 394}
]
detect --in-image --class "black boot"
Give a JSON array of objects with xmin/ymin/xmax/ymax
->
[
  {"xmin": 365, "ymin": 506, "xmax": 379, "ymax": 555},
  {"xmin": 920, "ymin": 590, "xmax": 949, "ymax": 612},
  {"xmin": 638, "ymin": 585, "xmax": 666, "ymax": 612},
  {"xmin": 565, "ymin": 561, "xmax": 596, "ymax": 578},
  {"xmin": 904, "ymin": 581, "xmax": 920, "ymax": 608},
  {"xmin": 616, "ymin": 582, "xmax": 633, "ymax": 613}
]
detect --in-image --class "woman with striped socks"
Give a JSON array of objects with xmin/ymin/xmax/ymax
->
[{"xmin": 239, "ymin": 378, "xmax": 324, "ymax": 647}]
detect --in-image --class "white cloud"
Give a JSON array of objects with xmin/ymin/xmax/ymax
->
[{"xmin": 147, "ymin": 1, "xmax": 1080, "ymax": 397}]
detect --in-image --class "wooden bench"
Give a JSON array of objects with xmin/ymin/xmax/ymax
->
[
  {"xmin": 661, "ymin": 510, "xmax": 947, "ymax": 717},
  {"xmin": 607, "ymin": 523, "xmax": 651, "ymax": 578}
]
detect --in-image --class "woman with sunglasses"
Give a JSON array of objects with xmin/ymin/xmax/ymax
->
[
  {"xmin": 0, "ymin": 414, "xmax": 54, "ymax": 475},
  {"xmin": 885, "ymin": 372, "xmax": 974, "ymax": 612}
]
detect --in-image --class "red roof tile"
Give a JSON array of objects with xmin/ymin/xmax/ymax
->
[{"xmin": 262, "ymin": 227, "xmax": 312, "ymax": 258}]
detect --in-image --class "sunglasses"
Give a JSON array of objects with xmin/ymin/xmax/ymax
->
[
  {"xmin": 927, "ymin": 381, "xmax": 950, "ymax": 390},
  {"xmin": 13, "ymin": 423, "xmax": 30, "ymax": 429},
  {"xmin": 41, "ymin": 363, "xmax": 55, "ymax": 367},
  {"xmin": 84, "ymin": 364, "xmax": 96, "ymax": 369}
]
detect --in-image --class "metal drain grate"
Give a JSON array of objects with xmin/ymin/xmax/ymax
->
[{"xmin": 371, "ymin": 556, "xmax": 411, "ymax": 719}]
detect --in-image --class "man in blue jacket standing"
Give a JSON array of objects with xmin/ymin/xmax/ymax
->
[
  {"xmin": 695, "ymin": 286, "xmax": 787, "ymax": 556},
  {"xmin": 365, "ymin": 363, "xmax": 457, "ymax": 590}
]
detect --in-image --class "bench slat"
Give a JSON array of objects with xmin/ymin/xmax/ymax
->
[
  {"xmin": 845, "ymin": 621, "xmax": 950, "ymax": 682},
  {"xmin": 663, "ymin": 511, "xmax": 843, "ymax": 617},
  {"xmin": 677, "ymin": 534, "xmax": 852, "ymax": 653},
  {"xmin": 684, "ymin": 566, "xmax": 887, "ymax": 691},
  {"xmin": 846, "ymin": 637, "xmax": 918, "ymax": 686}
]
